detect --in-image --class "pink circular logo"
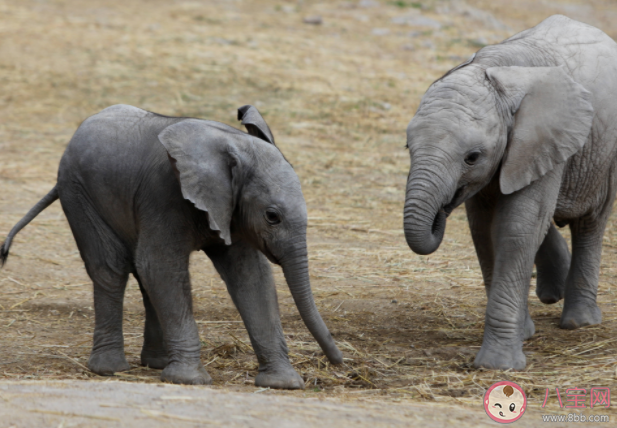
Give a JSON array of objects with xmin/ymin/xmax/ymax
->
[{"xmin": 484, "ymin": 381, "xmax": 526, "ymax": 423}]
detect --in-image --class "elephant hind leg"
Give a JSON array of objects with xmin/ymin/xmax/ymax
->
[
  {"xmin": 535, "ymin": 223, "xmax": 571, "ymax": 304},
  {"xmin": 62, "ymin": 195, "xmax": 132, "ymax": 376},
  {"xmin": 560, "ymin": 213, "xmax": 608, "ymax": 330},
  {"xmin": 134, "ymin": 273, "xmax": 168, "ymax": 369}
]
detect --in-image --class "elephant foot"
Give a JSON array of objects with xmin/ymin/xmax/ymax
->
[
  {"xmin": 88, "ymin": 349, "xmax": 130, "ymax": 376},
  {"xmin": 255, "ymin": 365, "xmax": 305, "ymax": 390},
  {"xmin": 523, "ymin": 312, "xmax": 535, "ymax": 340},
  {"xmin": 536, "ymin": 279, "xmax": 565, "ymax": 304},
  {"xmin": 161, "ymin": 362, "xmax": 212, "ymax": 385},
  {"xmin": 140, "ymin": 349, "xmax": 169, "ymax": 370},
  {"xmin": 560, "ymin": 302, "xmax": 602, "ymax": 330},
  {"xmin": 473, "ymin": 343, "xmax": 526, "ymax": 371}
]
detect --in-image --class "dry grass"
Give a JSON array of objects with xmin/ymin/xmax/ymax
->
[{"xmin": 1, "ymin": 0, "xmax": 616, "ymax": 417}]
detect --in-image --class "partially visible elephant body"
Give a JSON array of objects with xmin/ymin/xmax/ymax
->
[
  {"xmin": 1, "ymin": 104, "xmax": 342, "ymax": 388},
  {"xmin": 404, "ymin": 16, "xmax": 617, "ymax": 370},
  {"xmin": 475, "ymin": 16, "xmax": 617, "ymax": 213}
]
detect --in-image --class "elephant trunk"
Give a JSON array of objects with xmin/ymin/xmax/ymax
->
[
  {"xmin": 280, "ymin": 239, "xmax": 343, "ymax": 365},
  {"xmin": 404, "ymin": 160, "xmax": 457, "ymax": 255}
]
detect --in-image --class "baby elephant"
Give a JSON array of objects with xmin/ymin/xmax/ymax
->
[
  {"xmin": 1, "ymin": 104, "xmax": 342, "ymax": 388},
  {"xmin": 403, "ymin": 16, "xmax": 617, "ymax": 370}
]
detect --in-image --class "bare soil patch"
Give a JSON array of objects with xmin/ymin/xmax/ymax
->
[{"xmin": 1, "ymin": 0, "xmax": 617, "ymax": 424}]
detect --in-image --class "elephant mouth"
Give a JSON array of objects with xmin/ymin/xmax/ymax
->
[
  {"xmin": 261, "ymin": 240, "xmax": 280, "ymax": 265},
  {"xmin": 430, "ymin": 185, "xmax": 467, "ymax": 235},
  {"xmin": 443, "ymin": 185, "xmax": 467, "ymax": 216}
]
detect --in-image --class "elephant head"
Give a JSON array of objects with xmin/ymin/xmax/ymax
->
[
  {"xmin": 404, "ymin": 62, "xmax": 594, "ymax": 255},
  {"xmin": 158, "ymin": 106, "xmax": 342, "ymax": 364}
]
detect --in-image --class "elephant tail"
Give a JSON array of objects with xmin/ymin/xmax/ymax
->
[{"xmin": 1, "ymin": 185, "xmax": 59, "ymax": 267}]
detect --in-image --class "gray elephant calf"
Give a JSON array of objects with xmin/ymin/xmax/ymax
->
[
  {"xmin": 1, "ymin": 104, "xmax": 342, "ymax": 387},
  {"xmin": 403, "ymin": 16, "xmax": 617, "ymax": 370}
]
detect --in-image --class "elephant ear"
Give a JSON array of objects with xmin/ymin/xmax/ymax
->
[
  {"xmin": 486, "ymin": 66, "xmax": 594, "ymax": 195},
  {"xmin": 237, "ymin": 105, "xmax": 275, "ymax": 145},
  {"xmin": 159, "ymin": 119, "xmax": 240, "ymax": 245}
]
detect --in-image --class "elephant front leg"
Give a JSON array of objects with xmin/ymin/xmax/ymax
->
[
  {"xmin": 467, "ymin": 193, "xmax": 535, "ymax": 342},
  {"xmin": 206, "ymin": 241, "xmax": 304, "ymax": 390},
  {"xmin": 474, "ymin": 269, "xmax": 532, "ymax": 370},
  {"xmin": 474, "ymin": 181, "xmax": 559, "ymax": 370},
  {"xmin": 560, "ymin": 213, "xmax": 609, "ymax": 329},
  {"xmin": 135, "ymin": 249, "xmax": 211, "ymax": 385}
]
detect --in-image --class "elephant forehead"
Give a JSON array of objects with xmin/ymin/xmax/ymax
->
[
  {"xmin": 242, "ymin": 136, "xmax": 292, "ymax": 168},
  {"xmin": 246, "ymin": 150, "xmax": 302, "ymax": 194},
  {"xmin": 406, "ymin": 117, "xmax": 490, "ymax": 149},
  {"xmin": 270, "ymin": 169, "xmax": 302, "ymax": 197},
  {"xmin": 419, "ymin": 68, "xmax": 496, "ymax": 119},
  {"xmin": 419, "ymin": 89, "xmax": 494, "ymax": 122}
]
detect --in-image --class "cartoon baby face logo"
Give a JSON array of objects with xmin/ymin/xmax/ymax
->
[{"xmin": 484, "ymin": 381, "xmax": 526, "ymax": 423}]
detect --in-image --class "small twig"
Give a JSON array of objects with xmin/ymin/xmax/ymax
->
[
  {"xmin": 26, "ymin": 408, "xmax": 120, "ymax": 421},
  {"xmin": 55, "ymin": 351, "xmax": 89, "ymax": 371},
  {"xmin": 114, "ymin": 372, "xmax": 158, "ymax": 381},
  {"xmin": 229, "ymin": 333, "xmax": 252, "ymax": 351},
  {"xmin": 140, "ymin": 408, "xmax": 220, "ymax": 424},
  {"xmin": 204, "ymin": 356, "xmax": 219, "ymax": 367},
  {"xmin": 9, "ymin": 299, "xmax": 30, "ymax": 310},
  {"xmin": 7, "ymin": 277, "xmax": 26, "ymax": 287}
]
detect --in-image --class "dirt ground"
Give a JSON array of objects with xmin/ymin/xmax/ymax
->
[
  {"xmin": 1, "ymin": 0, "xmax": 617, "ymax": 426},
  {"xmin": 0, "ymin": 380, "xmax": 579, "ymax": 428}
]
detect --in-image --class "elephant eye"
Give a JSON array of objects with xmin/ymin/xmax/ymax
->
[
  {"xmin": 464, "ymin": 151, "xmax": 481, "ymax": 165},
  {"xmin": 265, "ymin": 209, "xmax": 281, "ymax": 225},
  {"xmin": 509, "ymin": 403, "xmax": 515, "ymax": 412}
]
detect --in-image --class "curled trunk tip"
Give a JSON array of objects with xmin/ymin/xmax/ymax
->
[
  {"xmin": 404, "ymin": 180, "xmax": 448, "ymax": 255},
  {"xmin": 404, "ymin": 208, "xmax": 446, "ymax": 255}
]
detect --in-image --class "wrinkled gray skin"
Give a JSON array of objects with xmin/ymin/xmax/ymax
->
[
  {"xmin": 404, "ymin": 16, "xmax": 617, "ymax": 370},
  {"xmin": 0, "ymin": 104, "xmax": 342, "ymax": 388}
]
